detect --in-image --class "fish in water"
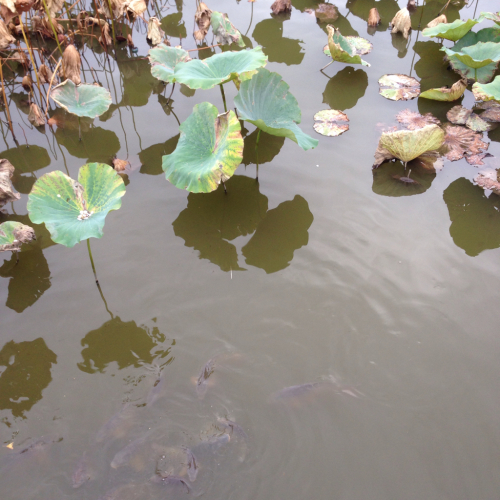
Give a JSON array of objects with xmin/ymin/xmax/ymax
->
[
  {"xmin": 96, "ymin": 403, "xmax": 139, "ymax": 443},
  {"xmin": 155, "ymin": 446, "xmax": 195, "ymax": 480},
  {"xmin": 72, "ymin": 451, "xmax": 92, "ymax": 488},
  {"xmin": 151, "ymin": 474, "xmax": 190, "ymax": 493},
  {"xmin": 182, "ymin": 446, "xmax": 198, "ymax": 482},
  {"xmin": 110, "ymin": 434, "xmax": 150, "ymax": 470},
  {"xmin": 216, "ymin": 417, "xmax": 249, "ymax": 462},
  {"xmin": 196, "ymin": 357, "xmax": 216, "ymax": 399}
]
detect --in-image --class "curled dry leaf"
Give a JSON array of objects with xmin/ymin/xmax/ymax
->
[
  {"xmin": 396, "ymin": 109, "xmax": 441, "ymax": 130},
  {"xmin": 42, "ymin": 16, "xmax": 64, "ymax": 35},
  {"xmin": 125, "ymin": 0, "xmax": 147, "ymax": 19},
  {"xmin": 0, "ymin": 18, "xmax": 14, "ymax": 49},
  {"xmin": 367, "ymin": 8, "xmax": 380, "ymax": 27},
  {"xmin": 194, "ymin": 2, "xmax": 212, "ymax": 41},
  {"xmin": 11, "ymin": 49, "xmax": 28, "ymax": 68},
  {"xmin": 1, "ymin": 0, "xmax": 34, "ymax": 24},
  {"xmin": 46, "ymin": 0, "xmax": 64, "ymax": 18},
  {"xmin": 0, "ymin": 222, "xmax": 36, "ymax": 253},
  {"xmin": 28, "ymin": 103, "xmax": 45, "ymax": 127},
  {"xmin": 147, "ymin": 17, "xmax": 164, "ymax": 46},
  {"xmin": 427, "ymin": 14, "xmax": 447, "ymax": 28},
  {"xmin": 475, "ymin": 174, "xmax": 500, "ymax": 195},
  {"xmin": 391, "ymin": 8, "xmax": 411, "ymax": 39},
  {"xmin": 99, "ymin": 23, "xmax": 112, "ymax": 46},
  {"xmin": 271, "ymin": 0, "xmax": 291, "ymax": 15},
  {"xmin": 112, "ymin": 158, "xmax": 129, "ymax": 172},
  {"xmin": 406, "ymin": 0, "xmax": 416, "ymax": 13},
  {"xmin": 447, "ymin": 105, "xmax": 471, "ymax": 125},
  {"xmin": 39, "ymin": 64, "xmax": 53, "ymax": 84},
  {"xmin": 314, "ymin": 4, "xmax": 339, "ymax": 23},
  {"xmin": 442, "ymin": 123, "xmax": 488, "ymax": 162},
  {"xmin": 0, "ymin": 159, "xmax": 21, "ymax": 207},
  {"xmin": 378, "ymin": 74, "xmax": 420, "ymax": 101},
  {"xmin": 313, "ymin": 109, "xmax": 349, "ymax": 137},
  {"xmin": 76, "ymin": 10, "xmax": 87, "ymax": 29},
  {"xmin": 465, "ymin": 152, "xmax": 492, "ymax": 166},
  {"xmin": 21, "ymin": 74, "xmax": 32, "ymax": 90},
  {"xmin": 419, "ymin": 78, "xmax": 467, "ymax": 102},
  {"xmin": 62, "ymin": 44, "xmax": 81, "ymax": 85}
]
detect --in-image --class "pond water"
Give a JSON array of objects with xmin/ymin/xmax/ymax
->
[{"xmin": 1, "ymin": 0, "xmax": 500, "ymax": 499}]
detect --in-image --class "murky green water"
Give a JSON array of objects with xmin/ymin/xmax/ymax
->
[{"xmin": 1, "ymin": 1, "xmax": 500, "ymax": 499}]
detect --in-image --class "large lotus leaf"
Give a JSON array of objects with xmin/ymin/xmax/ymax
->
[
  {"xmin": 27, "ymin": 163, "xmax": 126, "ymax": 248},
  {"xmin": 472, "ymin": 76, "xmax": 500, "ymax": 102},
  {"xmin": 162, "ymin": 102, "xmax": 243, "ymax": 193},
  {"xmin": 453, "ymin": 28, "xmax": 500, "ymax": 51},
  {"xmin": 478, "ymin": 12, "xmax": 500, "ymax": 26},
  {"xmin": 148, "ymin": 45, "xmax": 190, "ymax": 83},
  {"xmin": 380, "ymin": 125, "xmax": 445, "ymax": 163},
  {"xmin": 326, "ymin": 26, "xmax": 370, "ymax": 67},
  {"xmin": 442, "ymin": 42, "xmax": 500, "ymax": 69},
  {"xmin": 173, "ymin": 47, "xmax": 267, "ymax": 90},
  {"xmin": 51, "ymin": 80, "xmax": 112, "ymax": 118},
  {"xmin": 422, "ymin": 18, "xmax": 478, "ymax": 41},
  {"xmin": 234, "ymin": 68, "xmax": 318, "ymax": 151},
  {"xmin": 210, "ymin": 11, "xmax": 245, "ymax": 48},
  {"xmin": 419, "ymin": 78, "xmax": 467, "ymax": 101}
]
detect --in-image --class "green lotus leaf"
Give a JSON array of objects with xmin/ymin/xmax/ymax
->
[
  {"xmin": 478, "ymin": 12, "xmax": 500, "ymax": 26},
  {"xmin": 0, "ymin": 221, "xmax": 35, "ymax": 253},
  {"xmin": 379, "ymin": 124, "xmax": 445, "ymax": 163},
  {"xmin": 148, "ymin": 44, "xmax": 190, "ymax": 83},
  {"xmin": 210, "ymin": 11, "xmax": 245, "ymax": 48},
  {"xmin": 442, "ymin": 42, "xmax": 500, "ymax": 69},
  {"xmin": 419, "ymin": 78, "xmax": 467, "ymax": 101},
  {"xmin": 326, "ymin": 25, "xmax": 370, "ymax": 67},
  {"xmin": 27, "ymin": 163, "xmax": 126, "ymax": 248},
  {"xmin": 422, "ymin": 18, "xmax": 478, "ymax": 41},
  {"xmin": 162, "ymin": 102, "xmax": 243, "ymax": 193},
  {"xmin": 323, "ymin": 36, "xmax": 372, "ymax": 57},
  {"xmin": 453, "ymin": 28, "xmax": 500, "ymax": 51},
  {"xmin": 173, "ymin": 47, "xmax": 267, "ymax": 90},
  {"xmin": 51, "ymin": 80, "xmax": 112, "ymax": 118},
  {"xmin": 234, "ymin": 67, "xmax": 318, "ymax": 151},
  {"xmin": 472, "ymin": 76, "xmax": 500, "ymax": 102}
]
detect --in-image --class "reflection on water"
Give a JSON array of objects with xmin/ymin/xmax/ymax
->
[
  {"xmin": 443, "ymin": 177, "xmax": 500, "ymax": 257},
  {"xmin": 0, "ymin": 338, "xmax": 56, "ymax": 419},
  {"xmin": 162, "ymin": 12, "xmax": 187, "ymax": 40},
  {"xmin": 253, "ymin": 18, "xmax": 305, "ymax": 65},
  {"xmin": 242, "ymin": 129, "xmax": 285, "ymax": 166},
  {"xmin": 410, "ymin": 0, "xmax": 464, "ymax": 30},
  {"xmin": 78, "ymin": 317, "xmax": 171, "ymax": 374},
  {"xmin": 322, "ymin": 67, "xmax": 368, "ymax": 110},
  {"xmin": 346, "ymin": 0, "xmax": 399, "ymax": 32},
  {"xmin": 242, "ymin": 195, "xmax": 313, "ymax": 273},
  {"xmin": 139, "ymin": 135, "xmax": 180, "ymax": 176}
]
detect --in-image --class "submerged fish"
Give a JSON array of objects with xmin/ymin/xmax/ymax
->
[
  {"xmin": 151, "ymin": 474, "xmax": 190, "ymax": 493},
  {"xmin": 72, "ymin": 451, "xmax": 92, "ymax": 488},
  {"xmin": 196, "ymin": 357, "xmax": 216, "ymax": 399},
  {"xmin": 110, "ymin": 435, "xmax": 150, "ymax": 470},
  {"xmin": 183, "ymin": 446, "xmax": 198, "ymax": 482},
  {"xmin": 155, "ymin": 446, "xmax": 196, "ymax": 481},
  {"xmin": 96, "ymin": 403, "xmax": 139, "ymax": 443}
]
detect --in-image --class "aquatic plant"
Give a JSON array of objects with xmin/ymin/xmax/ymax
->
[
  {"xmin": 322, "ymin": 26, "xmax": 370, "ymax": 70},
  {"xmin": 419, "ymin": 78, "xmax": 467, "ymax": 101},
  {"xmin": 0, "ymin": 221, "xmax": 36, "ymax": 260},
  {"xmin": 422, "ymin": 18, "xmax": 479, "ymax": 41},
  {"xmin": 472, "ymin": 76, "xmax": 500, "ymax": 102}
]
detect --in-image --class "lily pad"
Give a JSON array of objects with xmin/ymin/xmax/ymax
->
[
  {"xmin": 422, "ymin": 18, "xmax": 478, "ymax": 41},
  {"xmin": 442, "ymin": 123, "xmax": 488, "ymax": 162},
  {"xmin": 0, "ymin": 222, "xmax": 35, "ymax": 253},
  {"xmin": 478, "ymin": 12, "xmax": 500, "ymax": 26},
  {"xmin": 396, "ymin": 109, "xmax": 441, "ymax": 130},
  {"xmin": 313, "ymin": 109, "xmax": 349, "ymax": 136},
  {"xmin": 479, "ymin": 106, "xmax": 500, "ymax": 122},
  {"xmin": 162, "ymin": 102, "xmax": 243, "ymax": 193},
  {"xmin": 419, "ymin": 78, "xmax": 467, "ymax": 101},
  {"xmin": 442, "ymin": 42, "xmax": 500, "ymax": 71},
  {"xmin": 148, "ymin": 44, "xmax": 190, "ymax": 83},
  {"xmin": 472, "ymin": 76, "xmax": 500, "ymax": 102},
  {"xmin": 378, "ymin": 74, "xmax": 420, "ymax": 101},
  {"xmin": 173, "ymin": 47, "xmax": 267, "ymax": 90},
  {"xmin": 447, "ymin": 105, "xmax": 472, "ymax": 124},
  {"xmin": 27, "ymin": 163, "xmax": 126, "ymax": 248},
  {"xmin": 234, "ymin": 67, "xmax": 318, "ymax": 151},
  {"xmin": 465, "ymin": 113, "xmax": 493, "ymax": 132},
  {"xmin": 323, "ymin": 36, "xmax": 372, "ymax": 56},
  {"xmin": 210, "ymin": 11, "xmax": 245, "ymax": 48},
  {"xmin": 379, "ymin": 124, "xmax": 445, "ymax": 163},
  {"xmin": 51, "ymin": 80, "xmax": 112, "ymax": 118},
  {"xmin": 325, "ymin": 26, "xmax": 370, "ymax": 67}
]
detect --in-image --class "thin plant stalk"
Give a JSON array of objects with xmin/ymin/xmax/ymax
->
[
  {"xmin": 220, "ymin": 83, "xmax": 227, "ymax": 112},
  {"xmin": 255, "ymin": 128, "xmax": 261, "ymax": 180},
  {"xmin": 18, "ymin": 19, "xmax": 44, "ymax": 105},
  {"xmin": 87, "ymin": 238, "xmax": 113, "ymax": 318},
  {"xmin": 41, "ymin": 0, "xmax": 64, "ymax": 55},
  {"xmin": 44, "ymin": 57, "xmax": 62, "ymax": 117},
  {"xmin": 0, "ymin": 62, "xmax": 16, "ymax": 140},
  {"xmin": 105, "ymin": 0, "xmax": 117, "ymax": 43}
]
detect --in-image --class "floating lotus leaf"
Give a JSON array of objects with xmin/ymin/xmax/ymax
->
[
  {"xmin": 453, "ymin": 28, "xmax": 500, "ymax": 50},
  {"xmin": 465, "ymin": 113, "xmax": 493, "ymax": 132},
  {"xmin": 234, "ymin": 68, "xmax": 318, "ymax": 151},
  {"xmin": 148, "ymin": 44, "xmax": 190, "ymax": 83},
  {"xmin": 378, "ymin": 74, "xmax": 420, "ymax": 101},
  {"xmin": 442, "ymin": 123, "xmax": 488, "ymax": 162},
  {"xmin": 0, "ymin": 222, "xmax": 35, "ymax": 253},
  {"xmin": 447, "ymin": 105, "xmax": 472, "ymax": 124},
  {"xmin": 422, "ymin": 18, "xmax": 478, "ymax": 41},
  {"xmin": 313, "ymin": 109, "xmax": 349, "ymax": 137},
  {"xmin": 27, "ymin": 163, "xmax": 126, "ymax": 248},
  {"xmin": 472, "ymin": 76, "xmax": 500, "ymax": 102},
  {"xmin": 162, "ymin": 102, "xmax": 243, "ymax": 193},
  {"xmin": 173, "ymin": 47, "xmax": 267, "ymax": 90},
  {"xmin": 479, "ymin": 105, "xmax": 500, "ymax": 122},
  {"xmin": 51, "ymin": 80, "xmax": 112, "ymax": 118},
  {"xmin": 419, "ymin": 78, "xmax": 467, "ymax": 101},
  {"xmin": 0, "ymin": 159, "xmax": 20, "ymax": 207},
  {"xmin": 478, "ymin": 12, "xmax": 500, "ymax": 26},
  {"xmin": 396, "ymin": 109, "xmax": 441, "ymax": 130},
  {"xmin": 326, "ymin": 26, "xmax": 370, "ymax": 67},
  {"xmin": 210, "ymin": 11, "xmax": 245, "ymax": 48},
  {"xmin": 379, "ymin": 125, "xmax": 445, "ymax": 163},
  {"xmin": 323, "ymin": 36, "xmax": 372, "ymax": 56},
  {"xmin": 442, "ymin": 42, "xmax": 500, "ymax": 70}
]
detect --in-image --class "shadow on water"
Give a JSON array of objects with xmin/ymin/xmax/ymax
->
[
  {"xmin": 346, "ymin": 0, "xmax": 399, "ymax": 33},
  {"xmin": 443, "ymin": 177, "xmax": 500, "ymax": 257},
  {"xmin": 322, "ymin": 67, "xmax": 368, "ymax": 110},
  {"xmin": 242, "ymin": 130, "xmax": 285, "ymax": 166},
  {"xmin": 252, "ymin": 18, "xmax": 305, "ymax": 65},
  {"xmin": 139, "ymin": 135, "xmax": 180, "ymax": 176},
  {"xmin": 78, "ymin": 318, "xmax": 171, "ymax": 374},
  {"xmin": 410, "ymin": 0, "xmax": 464, "ymax": 30},
  {"xmin": 0, "ymin": 338, "xmax": 57, "ymax": 419},
  {"xmin": 161, "ymin": 12, "xmax": 187, "ymax": 40}
]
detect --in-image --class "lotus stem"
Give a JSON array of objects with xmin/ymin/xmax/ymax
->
[
  {"xmin": 220, "ymin": 84, "xmax": 227, "ymax": 113},
  {"xmin": 245, "ymin": 2, "xmax": 254, "ymax": 36},
  {"xmin": 18, "ymin": 19, "xmax": 44, "ymax": 105},
  {"xmin": 320, "ymin": 60, "xmax": 333, "ymax": 71},
  {"xmin": 41, "ymin": 0, "xmax": 64, "ymax": 55},
  {"xmin": 105, "ymin": 0, "xmax": 117, "ymax": 43},
  {"xmin": 87, "ymin": 238, "xmax": 113, "ymax": 318},
  {"xmin": 475, "ymin": 68, "xmax": 477, "ymax": 82},
  {"xmin": 168, "ymin": 82, "xmax": 175, "ymax": 100},
  {"xmin": 0, "ymin": 62, "xmax": 16, "ymax": 141},
  {"xmin": 44, "ymin": 57, "xmax": 63, "ymax": 118},
  {"xmin": 78, "ymin": 116, "xmax": 81, "ymax": 141},
  {"xmin": 255, "ymin": 128, "xmax": 261, "ymax": 181}
]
